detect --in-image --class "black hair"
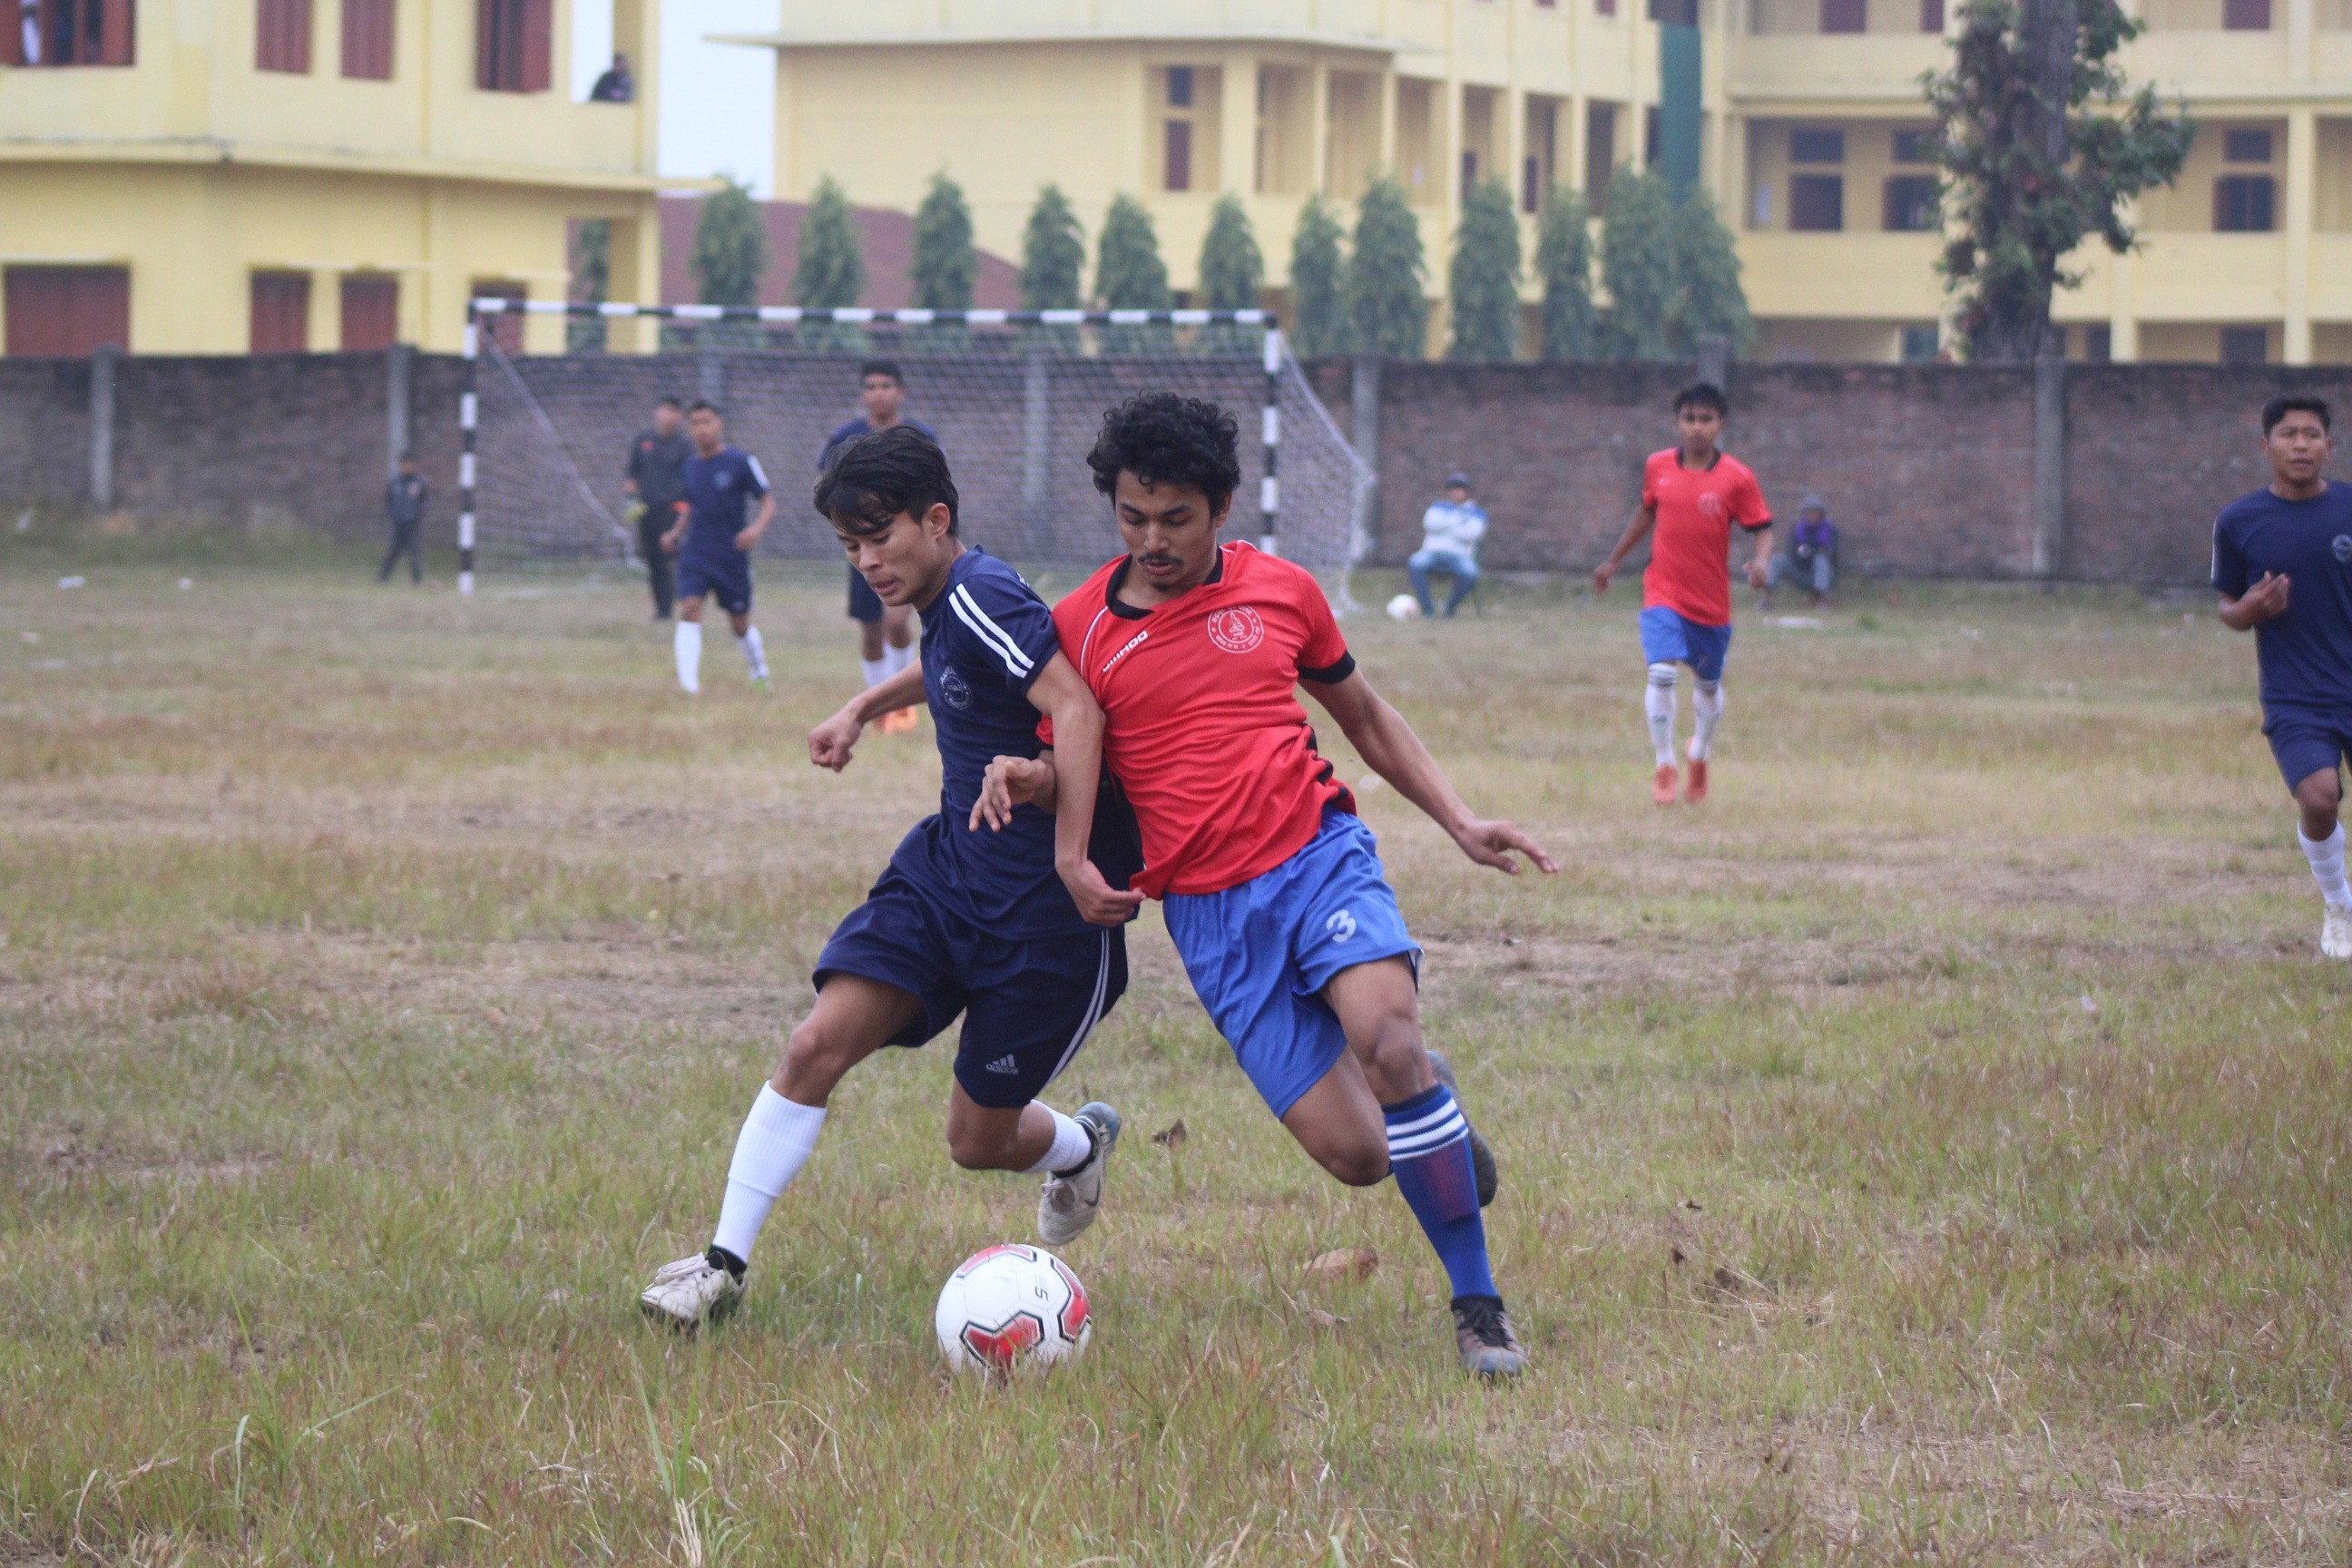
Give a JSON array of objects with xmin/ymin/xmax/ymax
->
[
  {"xmin": 655, "ymin": 396, "xmax": 682, "ymax": 410},
  {"xmin": 1087, "ymin": 392, "xmax": 1242, "ymax": 514},
  {"xmin": 686, "ymin": 398, "xmax": 720, "ymax": 417},
  {"xmin": 2263, "ymin": 395, "xmax": 2332, "ymax": 437},
  {"xmin": 858, "ymin": 359, "xmax": 904, "ymax": 387},
  {"xmin": 1673, "ymin": 382, "xmax": 1729, "ymax": 417},
  {"xmin": 814, "ymin": 424, "xmax": 959, "ymax": 536}
]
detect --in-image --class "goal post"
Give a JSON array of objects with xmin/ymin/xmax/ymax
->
[{"xmin": 457, "ymin": 299, "xmax": 1372, "ymax": 603}]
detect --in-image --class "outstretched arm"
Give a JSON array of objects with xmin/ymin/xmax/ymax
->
[
  {"xmin": 808, "ymin": 660, "xmax": 926, "ymax": 771},
  {"xmin": 1302, "ymin": 671, "xmax": 1557, "ymax": 875},
  {"xmin": 1019, "ymin": 654, "xmax": 1143, "ymax": 926},
  {"xmin": 1592, "ymin": 503, "xmax": 1656, "ymax": 593}
]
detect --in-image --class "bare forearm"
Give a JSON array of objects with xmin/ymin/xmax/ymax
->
[
  {"xmin": 1042, "ymin": 701, "xmax": 1102, "ymax": 874},
  {"xmin": 1602, "ymin": 507, "xmax": 1655, "ymax": 570},
  {"xmin": 848, "ymin": 662, "xmax": 926, "ymax": 720}
]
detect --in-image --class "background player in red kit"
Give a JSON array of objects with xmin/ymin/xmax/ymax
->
[
  {"xmin": 1592, "ymin": 382, "xmax": 1774, "ymax": 805},
  {"xmin": 978, "ymin": 393, "xmax": 1556, "ymax": 1378}
]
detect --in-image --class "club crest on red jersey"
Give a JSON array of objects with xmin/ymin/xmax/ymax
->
[
  {"xmin": 1698, "ymin": 492, "xmax": 1726, "ymax": 522},
  {"xmin": 1205, "ymin": 605, "xmax": 1266, "ymax": 653}
]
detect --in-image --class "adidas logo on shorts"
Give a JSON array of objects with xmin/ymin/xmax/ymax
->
[{"xmin": 984, "ymin": 1054, "xmax": 1019, "ymax": 1074}]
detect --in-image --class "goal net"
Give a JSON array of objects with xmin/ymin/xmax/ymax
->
[{"xmin": 460, "ymin": 301, "xmax": 1374, "ymax": 602}]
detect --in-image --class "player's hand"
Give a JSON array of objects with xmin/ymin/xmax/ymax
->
[
  {"xmin": 1592, "ymin": 561, "xmax": 1617, "ymax": 593},
  {"xmin": 1057, "ymin": 858, "xmax": 1145, "ymax": 926},
  {"xmin": 808, "ymin": 707, "xmax": 864, "ymax": 771},
  {"xmin": 969, "ymin": 755, "xmax": 1056, "ymax": 831},
  {"xmin": 661, "ymin": 531, "xmax": 682, "ymax": 556},
  {"xmin": 1449, "ymin": 818, "xmax": 1559, "ymax": 876},
  {"xmin": 1745, "ymin": 557, "xmax": 1770, "ymax": 592},
  {"xmin": 734, "ymin": 528, "xmax": 759, "ymax": 552},
  {"xmin": 2239, "ymin": 571, "xmax": 2291, "ymax": 625}
]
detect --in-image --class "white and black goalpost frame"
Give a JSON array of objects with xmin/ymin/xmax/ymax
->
[{"xmin": 459, "ymin": 298, "xmax": 1286, "ymax": 598}]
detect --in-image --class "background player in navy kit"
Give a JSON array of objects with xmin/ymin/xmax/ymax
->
[
  {"xmin": 640, "ymin": 424, "xmax": 1142, "ymax": 1329},
  {"xmin": 623, "ymin": 397, "xmax": 692, "ymax": 621},
  {"xmin": 2214, "ymin": 395, "xmax": 2352, "ymax": 960},
  {"xmin": 819, "ymin": 361, "xmax": 934, "ymax": 720},
  {"xmin": 658, "ymin": 400, "xmax": 774, "ymax": 695}
]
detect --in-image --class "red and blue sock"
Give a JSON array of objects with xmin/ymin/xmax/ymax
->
[{"xmin": 1383, "ymin": 1083, "xmax": 1495, "ymax": 1299}]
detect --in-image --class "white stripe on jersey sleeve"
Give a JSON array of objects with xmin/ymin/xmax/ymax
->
[
  {"xmin": 950, "ymin": 583, "xmax": 1037, "ymax": 676},
  {"xmin": 744, "ymin": 456, "xmax": 770, "ymax": 491}
]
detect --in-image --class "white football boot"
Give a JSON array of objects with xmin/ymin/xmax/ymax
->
[
  {"xmin": 1037, "ymin": 1102, "xmax": 1121, "ymax": 1246},
  {"xmin": 638, "ymin": 1251, "xmax": 743, "ymax": 1330},
  {"xmin": 2324, "ymin": 905, "xmax": 2352, "ymax": 961}
]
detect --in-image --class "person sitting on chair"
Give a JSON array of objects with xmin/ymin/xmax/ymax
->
[
  {"xmin": 1766, "ymin": 494, "xmax": 1838, "ymax": 608},
  {"xmin": 1407, "ymin": 472, "xmax": 1487, "ymax": 619}
]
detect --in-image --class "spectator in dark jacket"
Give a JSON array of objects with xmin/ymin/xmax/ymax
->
[
  {"xmin": 1766, "ymin": 493, "xmax": 1838, "ymax": 607},
  {"xmin": 379, "ymin": 452, "xmax": 427, "ymax": 583}
]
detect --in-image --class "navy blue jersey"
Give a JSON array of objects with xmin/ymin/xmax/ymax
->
[
  {"xmin": 2212, "ymin": 480, "xmax": 2352, "ymax": 714},
  {"xmin": 680, "ymin": 446, "xmax": 769, "ymax": 558},
  {"xmin": 819, "ymin": 416, "xmax": 939, "ymax": 476},
  {"xmin": 888, "ymin": 549, "xmax": 1141, "ymax": 942}
]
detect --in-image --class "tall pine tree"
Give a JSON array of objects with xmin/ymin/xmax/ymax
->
[
  {"xmin": 1596, "ymin": 165, "xmax": 1677, "ymax": 360},
  {"xmin": 1348, "ymin": 174, "xmax": 1427, "ymax": 359},
  {"xmin": 1534, "ymin": 187, "xmax": 1598, "ymax": 360},
  {"xmin": 1288, "ymin": 194, "xmax": 1350, "ymax": 357},
  {"xmin": 1446, "ymin": 176, "xmax": 1522, "ymax": 361},
  {"xmin": 1196, "ymin": 193, "xmax": 1264, "ymax": 309},
  {"xmin": 691, "ymin": 179, "xmax": 767, "ymax": 307},
  {"xmin": 1094, "ymin": 194, "xmax": 1173, "ymax": 309},
  {"xmin": 1670, "ymin": 190, "xmax": 1753, "ymax": 357},
  {"xmin": 908, "ymin": 172, "xmax": 977, "ymax": 312},
  {"xmin": 795, "ymin": 176, "xmax": 865, "ymax": 351},
  {"xmin": 1020, "ymin": 184, "xmax": 1085, "ymax": 309}
]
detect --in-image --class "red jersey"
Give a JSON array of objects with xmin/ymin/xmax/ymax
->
[
  {"xmin": 1049, "ymin": 542, "xmax": 1356, "ymax": 898},
  {"xmin": 1641, "ymin": 447, "xmax": 1771, "ymax": 626}
]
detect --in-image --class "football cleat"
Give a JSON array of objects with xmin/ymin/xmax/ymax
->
[
  {"xmin": 1684, "ymin": 753, "xmax": 1710, "ymax": 804},
  {"xmin": 1452, "ymin": 1294, "xmax": 1526, "ymax": 1379},
  {"xmin": 638, "ymin": 1251, "xmax": 743, "ymax": 1331},
  {"xmin": 1425, "ymin": 1050, "xmax": 1498, "ymax": 1209},
  {"xmin": 1651, "ymin": 763, "xmax": 1679, "ymax": 807},
  {"xmin": 2324, "ymin": 905, "xmax": 2352, "ymax": 961},
  {"xmin": 1038, "ymin": 1102, "xmax": 1120, "ymax": 1246}
]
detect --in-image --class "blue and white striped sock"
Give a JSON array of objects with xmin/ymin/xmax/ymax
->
[{"xmin": 1383, "ymin": 1082, "xmax": 1496, "ymax": 1300}]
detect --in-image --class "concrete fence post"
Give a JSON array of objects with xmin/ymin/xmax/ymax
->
[
  {"xmin": 697, "ymin": 336, "xmax": 726, "ymax": 409},
  {"xmin": 2031, "ymin": 345, "xmax": 2066, "ymax": 579},
  {"xmin": 1020, "ymin": 349, "xmax": 1052, "ymax": 516},
  {"xmin": 1350, "ymin": 356, "xmax": 1382, "ymax": 561},
  {"xmin": 89, "ymin": 344, "xmax": 120, "ymax": 512},
  {"xmin": 386, "ymin": 343, "xmax": 415, "ymax": 476}
]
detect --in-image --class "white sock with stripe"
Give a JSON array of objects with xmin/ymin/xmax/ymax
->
[
  {"xmin": 883, "ymin": 640, "xmax": 915, "ymax": 677},
  {"xmin": 673, "ymin": 621, "xmax": 701, "ymax": 694},
  {"xmin": 1690, "ymin": 678, "xmax": 1723, "ymax": 760},
  {"xmin": 710, "ymin": 1084, "xmax": 826, "ymax": 1267},
  {"xmin": 1023, "ymin": 1106, "xmax": 1094, "ymax": 1176},
  {"xmin": 1644, "ymin": 662, "xmax": 1678, "ymax": 767},
  {"xmin": 740, "ymin": 626, "xmax": 768, "ymax": 681},
  {"xmin": 2299, "ymin": 825, "xmax": 2352, "ymax": 909}
]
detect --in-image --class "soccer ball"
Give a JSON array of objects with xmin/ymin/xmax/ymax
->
[
  {"xmin": 934, "ymin": 1243, "xmax": 1092, "ymax": 1375},
  {"xmin": 1386, "ymin": 593, "xmax": 1423, "ymax": 622}
]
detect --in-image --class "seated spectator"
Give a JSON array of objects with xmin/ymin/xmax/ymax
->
[
  {"xmin": 1766, "ymin": 494, "xmax": 1838, "ymax": 607},
  {"xmin": 1407, "ymin": 472, "xmax": 1486, "ymax": 618},
  {"xmin": 589, "ymin": 53, "xmax": 634, "ymax": 103}
]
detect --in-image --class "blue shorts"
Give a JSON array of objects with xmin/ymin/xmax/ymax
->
[
  {"xmin": 678, "ymin": 551, "xmax": 751, "ymax": 615},
  {"xmin": 2264, "ymin": 706, "xmax": 2352, "ymax": 791},
  {"xmin": 814, "ymin": 867, "xmax": 1127, "ymax": 1110},
  {"xmin": 1162, "ymin": 810, "xmax": 1420, "ymax": 1119},
  {"xmin": 847, "ymin": 564, "xmax": 885, "ymax": 623},
  {"xmin": 1639, "ymin": 605, "xmax": 1732, "ymax": 682}
]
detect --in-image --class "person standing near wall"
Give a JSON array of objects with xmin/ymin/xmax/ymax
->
[
  {"xmin": 1407, "ymin": 473, "xmax": 1486, "ymax": 619},
  {"xmin": 625, "ymin": 397, "xmax": 693, "ymax": 621},
  {"xmin": 378, "ymin": 451, "xmax": 428, "ymax": 584}
]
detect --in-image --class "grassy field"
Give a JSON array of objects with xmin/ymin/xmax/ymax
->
[{"xmin": 3, "ymin": 542, "xmax": 2348, "ymax": 1565}]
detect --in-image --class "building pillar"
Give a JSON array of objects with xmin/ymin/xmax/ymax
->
[
  {"xmin": 2108, "ymin": 197, "xmax": 2140, "ymax": 362},
  {"xmin": 1504, "ymin": 87, "xmax": 1527, "ymax": 210},
  {"xmin": 1224, "ymin": 51, "xmax": 1256, "ymax": 195},
  {"xmin": 310, "ymin": 269, "xmax": 339, "ymax": 352},
  {"xmin": 1566, "ymin": 92, "xmax": 1589, "ymax": 193},
  {"xmin": 2285, "ymin": 106, "xmax": 2316, "ymax": 365},
  {"xmin": 1440, "ymin": 77, "xmax": 1465, "ymax": 212},
  {"xmin": 90, "ymin": 344, "xmax": 119, "ymax": 513},
  {"xmin": 1377, "ymin": 67, "xmax": 1397, "ymax": 179},
  {"xmin": 1310, "ymin": 60, "xmax": 1331, "ymax": 199}
]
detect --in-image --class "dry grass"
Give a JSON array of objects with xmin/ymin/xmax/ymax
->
[{"xmin": 2, "ymin": 550, "xmax": 2348, "ymax": 1564}]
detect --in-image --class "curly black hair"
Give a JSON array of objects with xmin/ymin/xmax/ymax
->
[
  {"xmin": 813, "ymin": 424, "xmax": 959, "ymax": 536},
  {"xmin": 1086, "ymin": 392, "xmax": 1242, "ymax": 515}
]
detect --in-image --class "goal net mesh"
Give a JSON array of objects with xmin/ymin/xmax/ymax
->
[{"xmin": 471, "ymin": 319, "xmax": 1373, "ymax": 584}]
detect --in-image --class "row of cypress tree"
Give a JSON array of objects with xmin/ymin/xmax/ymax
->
[{"xmin": 688, "ymin": 169, "xmax": 1750, "ymax": 361}]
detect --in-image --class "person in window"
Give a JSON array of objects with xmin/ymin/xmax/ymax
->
[
  {"xmin": 1406, "ymin": 473, "xmax": 1487, "ymax": 619},
  {"xmin": 588, "ymin": 52, "xmax": 633, "ymax": 103},
  {"xmin": 1765, "ymin": 494, "xmax": 1838, "ymax": 608}
]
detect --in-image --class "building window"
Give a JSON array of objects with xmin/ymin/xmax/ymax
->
[
  {"xmin": 341, "ymin": 275, "xmax": 398, "ymax": 350},
  {"xmin": 255, "ymin": 0, "xmax": 309, "ymax": 72},
  {"xmin": 1163, "ymin": 118, "xmax": 1192, "ymax": 191},
  {"xmin": 1919, "ymin": 0, "xmax": 1943, "ymax": 27},
  {"xmin": 4, "ymin": 266, "xmax": 130, "ymax": 355},
  {"xmin": 1524, "ymin": 155, "xmax": 1544, "ymax": 213},
  {"xmin": 2214, "ymin": 174, "xmax": 2277, "ymax": 231},
  {"xmin": 1883, "ymin": 174, "xmax": 1938, "ymax": 230},
  {"xmin": 1596, "ymin": 0, "xmax": 1616, "ymax": 16},
  {"xmin": 475, "ymin": 0, "xmax": 547, "ymax": 93},
  {"xmin": 1821, "ymin": 0, "xmax": 1866, "ymax": 31},
  {"xmin": 1461, "ymin": 149, "xmax": 1480, "ymax": 201},
  {"xmin": 1899, "ymin": 324, "xmax": 1939, "ymax": 362},
  {"xmin": 1166, "ymin": 64, "xmax": 1192, "ymax": 107},
  {"xmin": 250, "ymin": 272, "xmax": 309, "ymax": 353},
  {"xmin": 2220, "ymin": 326, "xmax": 2269, "ymax": 365},
  {"xmin": 2223, "ymin": 128, "xmax": 2272, "ymax": 163},
  {"xmin": 1789, "ymin": 127, "xmax": 1845, "ymax": 164},
  {"xmin": 1584, "ymin": 103, "xmax": 1616, "ymax": 211},
  {"xmin": 1891, "ymin": 127, "xmax": 1936, "ymax": 164},
  {"xmin": 341, "ymin": 0, "xmax": 391, "ymax": 78},
  {"xmin": 4, "ymin": 0, "xmax": 135, "ymax": 64},
  {"xmin": 1789, "ymin": 174, "xmax": 1844, "ymax": 230},
  {"xmin": 2223, "ymin": 0, "xmax": 2269, "ymax": 27},
  {"xmin": 2082, "ymin": 324, "xmax": 2112, "ymax": 362}
]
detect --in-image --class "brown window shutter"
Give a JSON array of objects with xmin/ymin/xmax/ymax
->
[
  {"xmin": 102, "ymin": 0, "xmax": 137, "ymax": 63},
  {"xmin": 475, "ymin": 0, "xmax": 495, "ymax": 87},
  {"xmin": 6, "ymin": 267, "xmax": 132, "ymax": 357},
  {"xmin": 250, "ymin": 272, "xmax": 311, "ymax": 353},
  {"xmin": 519, "ymin": 0, "xmax": 550, "ymax": 91},
  {"xmin": 340, "ymin": 275, "xmax": 399, "ymax": 349},
  {"xmin": 342, "ymin": 0, "xmax": 392, "ymax": 78},
  {"xmin": 257, "ymin": 0, "xmax": 311, "ymax": 72},
  {"xmin": 1821, "ymin": 0, "xmax": 1867, "ymax": 29}
]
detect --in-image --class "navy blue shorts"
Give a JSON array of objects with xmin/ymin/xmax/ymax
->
[
  {"xmin": 2265, "ymin": 706, "xmax": 2352, "ymax": 791},
  {"xmin": 847, "ymin": 563, "xmax": 885, "ymax": 623},
  {"xmin": 678, "ymin": 551, "xmax": 751, "ymax": 615},
  {"xmin": 814, "ymin": 868, "xmax": 1127, "ymax": 1110},
  {"xmin": 1162, "ymin": 810, "xmax": 1420, "ymax": 1119},
  {"xmin": 1639, "ymin": 605, "xmax": 1732, "ymax": 682}
]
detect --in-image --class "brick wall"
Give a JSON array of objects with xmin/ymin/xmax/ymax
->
[{"xmin": 0, "ymin": 358, "xmax": 93, "ymax": 509}]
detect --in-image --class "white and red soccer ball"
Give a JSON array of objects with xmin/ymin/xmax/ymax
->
[{"xmin": 934, "ymin": 1243, "xmax": 1092, "ymax": 1375}]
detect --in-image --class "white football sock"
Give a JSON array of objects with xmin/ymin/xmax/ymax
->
[
  {"xmin": 673, "ymin": 621, "xmax": 702, "ymax": 694},
  {"xmin": 884, "ymin": 640, "xmax": 915, "ymax": 678},
  {"xmin": 740, "ymin": 625, "xmax": 768, "ymax": 681},
  {"xmin": 710, "ymin": 1084, "xmax": 828, "ymax": 1266},
  {"xmin": 1644, "ymin": 663, "xmax": 1679, "ymax": 768},
  {"xmin": 1023, "ymin": 1105, "xmax": 1095, "ymax": 1175},
  {"xmin": 2298, "ymin": 825, "xmax": 2352, "ymax": 910},
  {"xmin": 859, "ymin": 656, "xmax": 887, "ymax": 689},
  {"xmin": 1690, "ymin": 678, "xmax": 1724, "ymax": 761}
]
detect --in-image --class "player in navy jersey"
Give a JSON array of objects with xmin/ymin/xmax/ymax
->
[
  {"xmin": 657, "ymin": 400, "xmax": 774, "ymax": 695},
  {"xmin": 642, "ymin": 423, "xmax": 1143, "ymax": 1330},
  {"xmin": 2213, "ymin": 394, "xmax": 2352, "ymax": 959},
  {"xmin": 819, "ymin": 360, "xmax": 936, "ymax": 724}
]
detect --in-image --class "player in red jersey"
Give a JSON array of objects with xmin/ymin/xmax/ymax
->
[
  {"xmin": 976, "ymin": 393, "xmax": 1556, "ymax": 1377},
  {"xmin": 1592, "ymin": 383, "xmax": 1774, "ymax": 806}
]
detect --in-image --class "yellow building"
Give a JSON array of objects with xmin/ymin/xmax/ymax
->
[
  {"xmin": 0, "ymin": 0, "xmax": 671, "ymax": 357},
  {"xmin": 730, "ymin": 0, "xmax": 2352, "ymax": 364}
]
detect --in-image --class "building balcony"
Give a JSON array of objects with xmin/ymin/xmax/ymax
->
[
  {"xmin": 2128, "ymin": 230, "xmax": 2287, "ymax": 318},
  {"xmin": 1723, "ymin": 34, "xmax": 1948, "ymax": 108},
  {"xmin": 1735, "ymin": 230, "xmax": 1943, "ymax": 318}
]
